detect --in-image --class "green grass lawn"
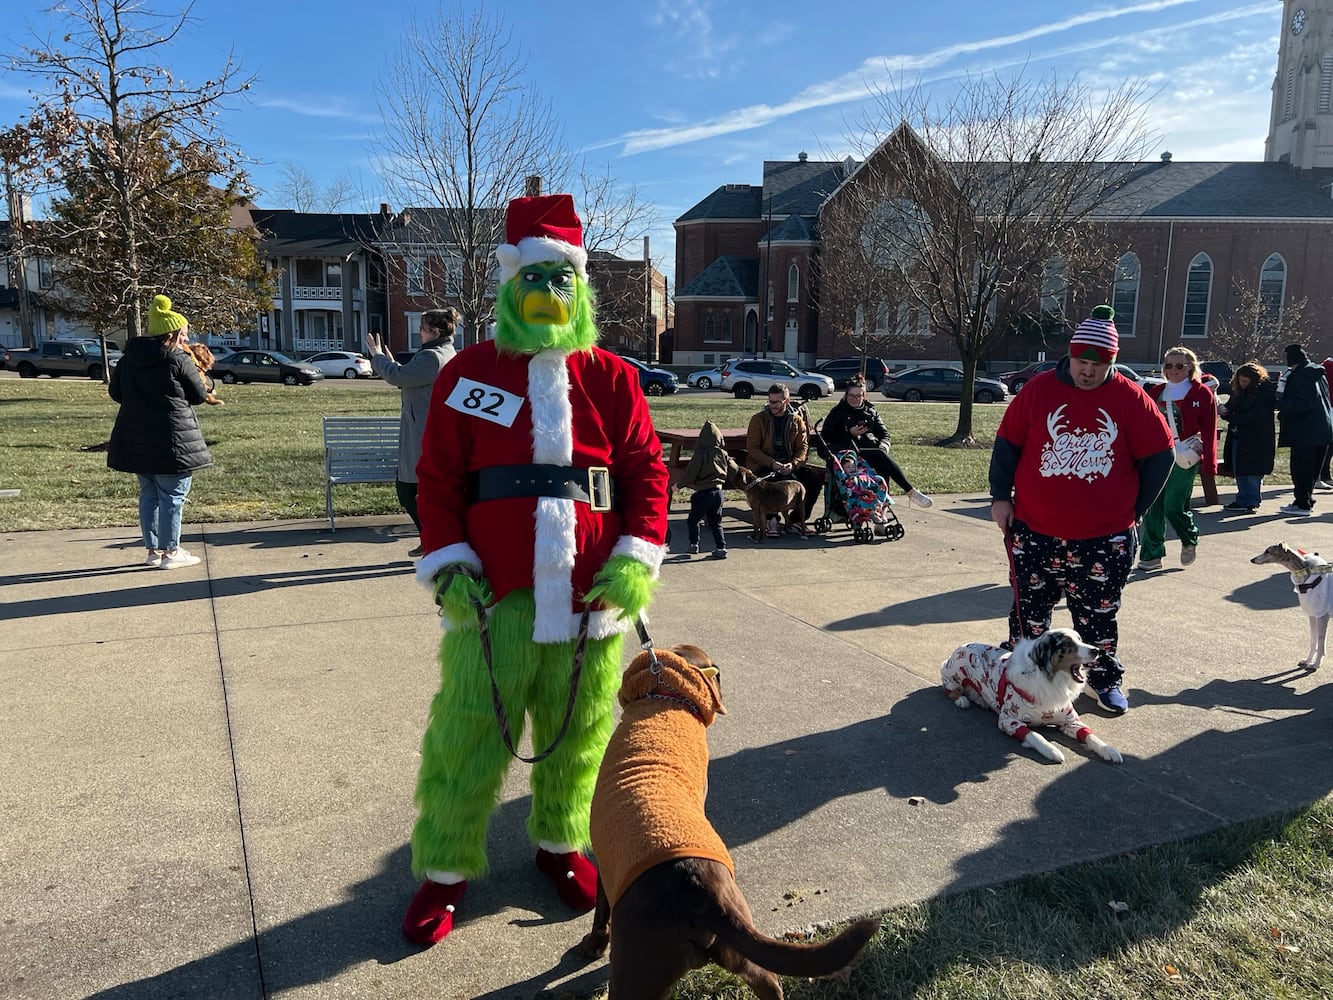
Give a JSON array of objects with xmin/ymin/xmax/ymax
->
[{"xmin": 0, "ymin": 380, "xmax": 1008, "ymax": 531}]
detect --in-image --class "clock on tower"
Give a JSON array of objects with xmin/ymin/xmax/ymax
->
[{"xmin": 1292, "ymin": 6, "xmax": 1308, "ymax": 35}]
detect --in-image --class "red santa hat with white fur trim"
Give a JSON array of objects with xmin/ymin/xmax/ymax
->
[{"xmin": 495, "ymin": 194, "xmax": 588, "ymax": 284}]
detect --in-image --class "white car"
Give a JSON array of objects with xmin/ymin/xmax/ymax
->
[
  {"xmin": 687, "ymin": 365, "xmax": 725, "ymax": 389},
  {"xmin": 304, "ymin": 351, "xmax": 374, "ymax": 379},
  {"xmin": 718, "ymin": 358, "xmax": 834, "ymax": 400}
]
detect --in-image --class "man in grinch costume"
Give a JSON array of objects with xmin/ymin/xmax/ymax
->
[{"xmin": 403, "ymin": 193, "xmax": 669, "ymax": 945}]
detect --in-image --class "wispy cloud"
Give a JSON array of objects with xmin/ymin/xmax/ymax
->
[
  {"xmin": 609, "ymin": 0, "xmax": 1268, "ymax": 155},
  {"xmin": 252, "ymin": 94, "xmax": 378, "ymax": 125}
]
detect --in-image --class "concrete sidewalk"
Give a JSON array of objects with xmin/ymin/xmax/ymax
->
[{"xmin": 2, "ymin": 494, "xmax": 1332, "ymax": 1000}]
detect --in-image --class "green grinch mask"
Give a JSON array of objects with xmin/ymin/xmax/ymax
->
[{"xmin": 494, "ymin": 261, "xmax": 599, "ymax": 355}]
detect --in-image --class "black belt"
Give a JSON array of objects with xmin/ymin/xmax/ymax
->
[{"xmin": 468, "ymin": 464, "xmax": 615, "ymax": 512}]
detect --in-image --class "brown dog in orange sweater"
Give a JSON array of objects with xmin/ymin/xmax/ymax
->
[{"xmin": 579, "ymin": 644, "xmax": 878, "ymax": 999}]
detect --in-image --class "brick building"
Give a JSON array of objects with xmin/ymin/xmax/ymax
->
[{"xmin": 672, "ymin": 4, "xmax": 1333, "ymax": 370}]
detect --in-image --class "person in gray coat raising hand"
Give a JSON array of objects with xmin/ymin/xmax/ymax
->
[{"xmin": 365, "ymin": 308, "xmax": 458, "ymax": 556}]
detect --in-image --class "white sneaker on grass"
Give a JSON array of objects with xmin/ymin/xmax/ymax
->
[{"xmin": 158, "ymin": 549, "xmax": 201, "ymax": 570}]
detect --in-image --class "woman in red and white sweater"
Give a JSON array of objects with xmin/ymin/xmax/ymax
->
[{"xmin": 1140, "ymin": 346, "xmax": 1217, "ymax": 570}]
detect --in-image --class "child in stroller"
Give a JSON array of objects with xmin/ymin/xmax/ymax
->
[{"xmin": 830, "ymin": 449, "xmax": 904, "ymax": 542}]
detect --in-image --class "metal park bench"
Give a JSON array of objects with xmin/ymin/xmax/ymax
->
[{"xmin": 322, "ymin": 415, "xmax": 399, "ymax": 530}]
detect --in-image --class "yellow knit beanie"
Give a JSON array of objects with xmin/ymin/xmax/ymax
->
[{"xmin": 146, "ymin": 294, "xmax": 188, "ymax": 336}]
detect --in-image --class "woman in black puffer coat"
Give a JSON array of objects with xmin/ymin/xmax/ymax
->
[
  {"xmin": 820, "ymin": 376, "xmax": 933, "ymax": 508},
  {"xmin": 108, "ymin": 294, "xmax": 212, "ymax": 570},
  {"xmin": 1219, "ymin": 362, "xmax": 1276, "ymax": 512}
]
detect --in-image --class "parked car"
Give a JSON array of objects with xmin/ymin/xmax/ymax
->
[
  {"xmin": 718, "ymin": 358, "xmax": 834, "ymax": 400},
  {"xmin": 686, "ymin": 365, "xmax": 725, "ymax": 389},
  {"xmin": 881, "ymin": 366, "xmax": 1008, "ymax": 403},
  {"xmin": 618, "ymin": 355, "xmax": 679, "ymax": 396},
  {"xmin": 4, "ymin": 340, "xmax": 122, "ymax": 379},
  {"xmin": 812, "ymin": 357, "xmax": 892, "ymax": 390},
  {"xmin": 1000, "ymin": 360, "xmax": 1056, "ymax": 393},
  {"xmin": 393, "ymin": 350, "xmax": 416, "ymax": 365},
  {"xmin": 303, "ymin": 350, "xmax": 374, "ymax": 379},
  {"xmin": 1114, "ymin": 364, "xmax": 1165, "ymax": 390},
  {"xmin": 204, "ymin": 345, "xmax": 238, "ymax": 364},
  {"xmin": 211, "ymin": 350, "xmax": 325, "ymax": 386}
]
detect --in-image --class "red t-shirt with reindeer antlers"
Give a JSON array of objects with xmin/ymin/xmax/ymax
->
[{"xmin": 997, "ymin": 369, "xmax": 1172, "ymax": 539}]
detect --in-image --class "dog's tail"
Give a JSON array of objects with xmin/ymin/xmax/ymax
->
[{"xmin": 707, "ymin": 905, "xmax": 879, "ymax": 978}]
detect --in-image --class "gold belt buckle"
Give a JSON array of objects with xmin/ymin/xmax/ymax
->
[{"xmin": 587, "ymin": 466, "xmax": 612, "ymax": 512}]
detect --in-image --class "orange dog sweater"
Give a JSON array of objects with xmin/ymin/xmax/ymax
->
[{"xmin": 589, "ymin": 649, "xmax": 733, "ymax": 907}]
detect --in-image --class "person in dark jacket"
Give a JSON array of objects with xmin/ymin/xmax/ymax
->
[
  {"xmin": 820, "ymin": 376, "xmax": 932, "ymax": 508},
  {"xmin": 365, "ymin": 308, "xmax": 458, "ymax": 556},
  {"xmin": 1219, "ymin": 362, "xmax": 1277, "ymax": 513},
  {"xmin": 1276, "ymin": 343, "xmax": 1333, "ymax": 514},
  {"xmin": 674, "ymin": 419, "xmax": 742, "ymax": 558},
  {"xmin": 108, "ymin": 294, "xmax": 212, "ymax": 570}
]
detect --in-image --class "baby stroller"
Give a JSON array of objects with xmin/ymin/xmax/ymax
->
[{"xmin": 808, "ymin": 420, "xmax": 905, "ymax": 543}]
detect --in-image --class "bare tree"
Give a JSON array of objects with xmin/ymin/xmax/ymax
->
[
  {"xmin": 4, "ymin": 0, "xmax": 261, "ymax": 342},
  {"xmin": 823, "ymin": 71, "xmax": 1157, "ymax": 444},
  {"xmin": 576, "ymin": 162, "xmax": 658, "ymax": 258},
  {"xmin": 1208, "ymin": 278, "xmax": 1308, "ymax": 367},
  {"xmin": 270, "ymin": 161, "xmax": 358, "ymax": 213},
  {"xmin": 373, "ymin": 2, "xmax": 570, "ymax": 347}
]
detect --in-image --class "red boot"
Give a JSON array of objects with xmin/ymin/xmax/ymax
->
[
  {"xmin": 535, "ymin": 848, "xmax": 598, "ymax": 911},
  {"xmin": 402, "ymin": 878, "xmax": 467, "ymax": 945}
]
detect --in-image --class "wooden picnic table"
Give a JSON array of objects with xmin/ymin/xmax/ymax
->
[{"xmin": 656, "ymin": 427, "xmax": 749, "ymax": 484}]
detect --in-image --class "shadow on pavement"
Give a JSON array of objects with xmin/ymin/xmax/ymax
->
[{"xmin": 826, "ymin": 584, "xmax": 1012, "ymax": 631}]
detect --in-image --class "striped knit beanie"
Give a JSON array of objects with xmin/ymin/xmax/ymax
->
[{"xmin": 1069, "ymin": 305, "xmax": 1118, "ymax": 364}]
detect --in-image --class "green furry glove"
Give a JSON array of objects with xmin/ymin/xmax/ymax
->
[
  {"xmin": 433, "ymin": 564, "xmax": 493, "ymax": 628},
  {"xmin": 583, "ymin": 554, "xmax": 658, "ymax": 620}
]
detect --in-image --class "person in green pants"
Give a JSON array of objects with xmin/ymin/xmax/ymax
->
[{"xmin": 1140, "ymin": 346, "xmax": 1218, "ymax": 570}]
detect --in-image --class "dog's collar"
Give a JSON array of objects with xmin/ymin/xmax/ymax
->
[
  {"xmin": 644, "ymin": 689, "xmax": 705, "ymax": 722},
  {"xmin": 1297, "ymin": 574, "xmax": 1324, "ymax": 594}
]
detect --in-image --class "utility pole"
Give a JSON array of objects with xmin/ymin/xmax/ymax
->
[
  {"xmin": 642, "ymin": 235, "xmax": 652, "ymax": 364},
  {"xmin": 4, "ymin": 164, "xmax": 35, "ymax": 347}
]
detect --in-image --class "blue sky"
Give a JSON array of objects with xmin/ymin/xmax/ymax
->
[{"xmin": 0, "ymin": 0, "xmax": 1283, "ymax": 275}]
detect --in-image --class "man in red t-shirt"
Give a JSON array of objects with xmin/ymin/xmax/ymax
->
[{"xmin": 989, "ymin": 305, "xmax": 1173, "ymax": 715}]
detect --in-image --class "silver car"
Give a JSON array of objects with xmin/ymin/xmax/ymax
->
[{"xmin": 719, "ymin": 358, "xmax": 834, "ymax": 400}]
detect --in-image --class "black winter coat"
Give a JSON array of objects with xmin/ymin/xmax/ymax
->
[
  {"xmin": 821, "ymin": 398, "xmax": 891, "ymax": 456},
  {"xmin": 1276, "ymin": 362, "xmax": 1333, "ymax": 448},
  {"xmin": 107, "ymin": 337, "xmax": 212, "ymax": 476},
  {"xmin": 1220, "ymin": 379, "xmax": 1276, "ymax": 476}
]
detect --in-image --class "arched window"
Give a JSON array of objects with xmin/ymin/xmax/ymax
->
[
  {"xmin": 1111, "ymin": 253, "xmax": 1140, "ymax": 339},
  {"xmin": 787, "ymin": 263, "xmax": 800, "ymax": 302},
  {"xmin": 721, "ymin": 314, "xmax": 733, "ymax": 341},
  {"xmin": 1181, "ymin": 253, "xmax": 1212, "ymax": 338},
  {"xmin": 1041, "ymin": 255, "xmax": 1067, "ymax": 320},
  {"xmin": 1259, "ymin": 253, "xmax": 1287, "ymax": 326},
  {"xmin": 704, "ymin": 313, "xmax": 717, "ymax": 341}
]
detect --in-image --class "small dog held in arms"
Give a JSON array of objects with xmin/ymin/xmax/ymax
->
[
  {"xmin": 738, "ymin": 469, "xmax": 807, "ymax": 541},
  {"xmin": 1251, "ymin": 542, "xmax": 1332, "ymax": 670},
  {"xmin": 580, "ymin": 644, "xmax": 878, "ymax": 999},
  {"xmin": 941, "ymin": 628, "xmax": 1123, "ymax": 765},
  {"xmin": 182, "ymin": 343, "xmax": 223, "ymax": 405}
]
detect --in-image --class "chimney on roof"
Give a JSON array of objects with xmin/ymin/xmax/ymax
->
[
  {"xmin": 1160, "ymin": 151, "xmax": 1173, "ymax": 163},
  {"xmin": 379, "ymin": 203, "xmax": 392, "ymax": 216},
  {"xmin": 798, "ymin": 151, "xmax": 808, "ymax": 162},
  {"xmin": 524, "ymin": 175, "xmax": 543, "ymax": 197}
]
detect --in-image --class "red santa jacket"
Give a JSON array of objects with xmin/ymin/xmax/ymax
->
[{"xmin": 414, "ymin": 342, "xmax": 669, "ymax": 643}]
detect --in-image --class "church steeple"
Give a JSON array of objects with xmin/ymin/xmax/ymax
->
[{"xmin": 1267, "ymin": 1, "xmax": 1333, "ymax": 169}]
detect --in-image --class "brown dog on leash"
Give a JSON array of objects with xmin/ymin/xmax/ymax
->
[
  {"xmin": 580, "ymin": 644, "xmax": 878, "ymax": 999},
  {"xmin": 738, "ymin": 468, "xmax": 807, "ymax": 540}
]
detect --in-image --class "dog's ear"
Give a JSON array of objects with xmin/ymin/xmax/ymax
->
[
  {"xmin": 697, "ymin": 664, "xmax": 727, "ymax": 716},
  {"xmin": 1028, "ymin": 633, "xmax": 1056, "ymax": 676},
  {"xmin": 669, "ymin": 644, "xmax": 728, "ymax": 718}
]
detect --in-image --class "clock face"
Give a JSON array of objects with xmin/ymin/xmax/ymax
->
[{"xmin": 1292, "ymin": 7, "xmax": 1307, "ymax": 35}]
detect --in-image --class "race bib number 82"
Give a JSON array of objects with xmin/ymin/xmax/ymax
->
[{"xmin": 444, "ymin": 377, "xmax": 523, "ymax": 428}]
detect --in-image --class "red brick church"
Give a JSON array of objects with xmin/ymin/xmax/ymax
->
[{"xmin": 672, "ymin": 0, "xmax": 1333, "ymax": 370}]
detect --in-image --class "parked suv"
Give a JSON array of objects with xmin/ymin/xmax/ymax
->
[
  {"xmin": 719, "ymin": 358, "xmax": 834, "ymax": 400},
  {"xmin": 812, "ymin": 357, "xmax": 891, "ymax": 390}
]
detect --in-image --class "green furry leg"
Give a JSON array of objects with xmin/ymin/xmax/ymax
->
[
  {"xmin": 411, "ymin": 591, "xmax": 540, "ymax": 879},
  {"xmin": 526, "ymin": 633, "xmax": 623, "ymax": 849}
]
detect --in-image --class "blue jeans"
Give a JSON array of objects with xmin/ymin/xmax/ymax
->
[
  {"xmin": 1234, "ymin": 474, "xmax": 1263, "ymax": 508},
  {"xmin": 137, "ymin": 473, "xmax": 193, "ymax": 551}
]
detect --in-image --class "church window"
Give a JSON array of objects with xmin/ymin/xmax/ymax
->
[
  {"xmin": 787, "ymin": 263, "xmax": 799, "ymax": 302},
  {"xmin": 704, "ymin": 313, "xmax": 716, "ymax": 341},
  {"xmin": 1181, "ymin": 253, "xmax": 1212, "ymax": 339},
  {"xmin": 1111, "ymin": 252, "xmax": 1140, "ymax": 339},
  {"xmin": 1258, "ymin": 253, "xmax": 1287, "ymax": 326},
  {"xmin": 1041, "ymin": 255, "xmax": 1067, "ymax": 321},
  {"xmin": 722, "ymin": 314, "xmax": 733, "ymax": 340}
]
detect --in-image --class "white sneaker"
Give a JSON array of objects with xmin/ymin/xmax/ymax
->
[
  {"xmin": 1279, "ymin": 503, "xmax": 1314, "ymax": 516},
  {"xmin": 144, "ymin": 549, "xmax": 163, "ymax": 568},
  {"xmin": 1316, "ymin": 480, "xmax": 1333, "ymax": 490},
  {"xmin": 908, "ymin": 488, "xmax": 933, "ymax": 509},
  {"xmin": 159, "ymin": 549, "xmax": 201, "ymax": 570}
]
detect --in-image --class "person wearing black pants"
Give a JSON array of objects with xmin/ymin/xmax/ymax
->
[
  {"xmin": 820, "ymin": 377, "xmax": 933, "ymax": 508},
  {"xmin": 1276, "ymin": 344, "xmax": 1333, "ymax": 515}
]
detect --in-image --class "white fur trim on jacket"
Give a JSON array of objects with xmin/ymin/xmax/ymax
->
[
  {"xmin": 612, "ymin": 534, "xmax": 666, "ymax": 577},
  {"xmin": 527, "ymin": 351, "xmax": 580, "ymax": 642},
  {"xmin": 415, "ymin": 542, "xmax": 482, "ymax": 590},
  {"xmin": 495, "ymin": 236, "xmax": 589, "ymax": 284}
]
